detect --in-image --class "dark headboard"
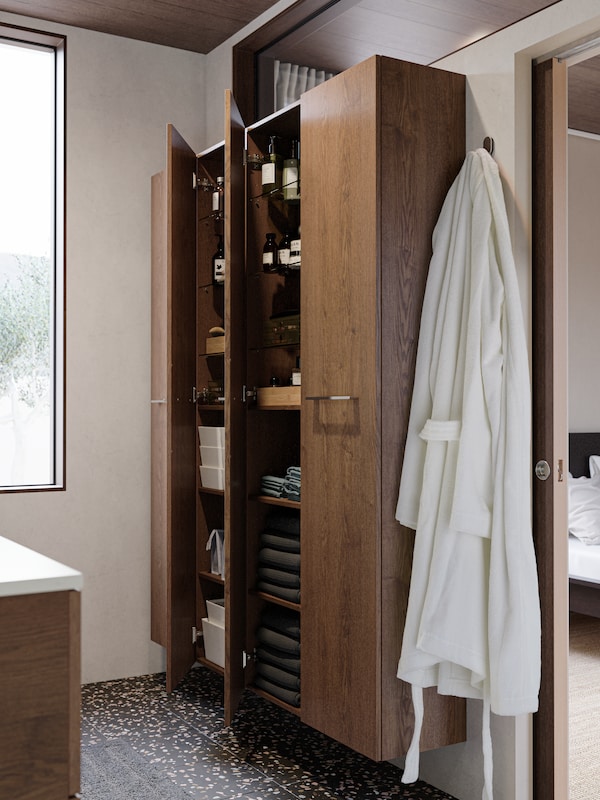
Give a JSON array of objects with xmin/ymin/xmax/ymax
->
[{"xmin": 569, "ymin": 432, "xmax": 600, "ymax": 478}]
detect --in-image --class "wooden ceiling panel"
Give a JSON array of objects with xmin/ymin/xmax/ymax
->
[
  {"xmin": 3, "ymin": 0, "xmax": 594, "ymax": 134},
  {"xmin": 0, "ymin": 0, "xmax": 283, "ymax": 53}
]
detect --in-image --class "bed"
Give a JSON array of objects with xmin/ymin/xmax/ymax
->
[{"xmin": 568, "ymin": 432, "xmax": 600, "ymax": 617}]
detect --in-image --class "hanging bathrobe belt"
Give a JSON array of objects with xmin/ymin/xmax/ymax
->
[
  {"xmin": 401, "ymin": 684, "xmax": 493, "ymax": 800},
  {"xmin": 419, "ymin": 419, "xmax": 461, "ymax": 441}
]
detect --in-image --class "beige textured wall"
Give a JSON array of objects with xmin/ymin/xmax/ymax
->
[{"xmin": 0, "ymin": 10, "xmax": 205, "ymax": 683}]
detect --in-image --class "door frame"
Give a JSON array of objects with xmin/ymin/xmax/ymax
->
[{"xmin": 531, "ymin": 56, "xmax": 569, "ymax": 800}]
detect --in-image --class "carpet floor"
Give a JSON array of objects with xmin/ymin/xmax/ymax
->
[
  {"xmin": 81, "ymin": 667, "xmax": 458, "ymax": 800},
  {"xmin": 569, "ymin": 612, "xmax": 600, "ymax": 800}
]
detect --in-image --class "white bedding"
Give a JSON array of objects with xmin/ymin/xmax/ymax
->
[{"xmin": 569, "ymin": 535, "xmax": 600, "ymax": 585}]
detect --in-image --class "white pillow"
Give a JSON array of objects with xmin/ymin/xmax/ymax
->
[
  {"xmin": 590, "ymin": 455, "xmax": 600, "ymax": 478},
  {"xmin": 569, "ymin": 474, "xmax": 600, "ymax": 545}
]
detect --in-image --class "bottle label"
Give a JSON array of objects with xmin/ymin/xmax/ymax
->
[
  {"xmin": 213, "ymin": 258, "xmax": 225, "ymax": 282},
  {"xmin": 262, "ymin": 162, "xmax": 276, "ymax": 186},
  {"xmin": 262, "ymin": 252, "xmax": 274, "ymax": 265},
  {"xmin": 289, "ymin": 239, "xmax": 301, "ymax": 269},
  {"xmin": 283, "ymin": 166, "xmax": 299, "ymax": 197},
  {"xmin": 278, "ymin": 248, "xmax": 290, "ymax": 265}
]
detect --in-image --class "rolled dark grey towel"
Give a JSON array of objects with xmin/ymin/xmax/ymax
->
[
  {"xmin": 258, "ymin": 566, "xmax": 300, "ymax": 589},
  {"xmin": 256, "ymin": 660, "xmax": 301, "ymax": 690},
  {"xmin": 256, "ymin": 581, "xmax": 300, "ymax": 604},
  {"xmin": 261, "ymin": 606, "xmax": 300, "ymax": 639},
  {"xmin": 256, "ymin": 644, "xmax": 300, "ymax": 675},
  {"xmin": 260, "ymin": 530, "xmax": 300, "ymax": 553},
  {"xmin": 259, "ymin": 547, "xmax": 300, "ymax": 571},
  {"xmin": 266, "ymin": 512, "xmax": 300, "ymax": 536},
  {"xmin": 256, "ymin": 626, "xmax": 300, "ymax": 655},
  {"xmin": 255, "ymin": 675, "xmax": 300, "ymax": 707}
]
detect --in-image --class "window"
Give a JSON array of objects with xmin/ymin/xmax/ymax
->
[{"xmin": 0, "ymin": 25, "xmax": 65, "ymax": 491}]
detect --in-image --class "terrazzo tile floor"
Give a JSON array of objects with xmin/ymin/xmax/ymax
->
[{"xmin": 81, "ymin": 666, "xmax": 458, "ymax": 800}]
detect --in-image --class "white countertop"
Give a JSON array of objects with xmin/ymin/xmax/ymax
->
[{"xmin": 0, "ymin": 536, "xmax": 83, "ymax": 597}]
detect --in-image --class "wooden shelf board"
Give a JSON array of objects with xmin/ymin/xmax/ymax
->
[
  {"xmin": 252, "ymin": 589, "xmax": 300, "ymax": 612},
  {"xmin": 256, "ymin": 403, "xmax": 300, "ymax": 411},
  {"xmin": 197, "ymin": 404, "xmax": 225, "ymax": 412},
  {"xmin": 251, "ymin": 495, "xmax": 301, "ymax": 509},
  {"xmin": 198, "ymin": 571, "xmax": 224, "ymax": 585},
  {"xmin": 199, "ymin": 487, "xmax": 225, "ymax": 497},
  {"xmin": 196, "ymin": 655, "xmax": 224, "ymax": 676},
  {"xmin": 248, "ymin": 685, "xmax": 300, "ymax": 716}
]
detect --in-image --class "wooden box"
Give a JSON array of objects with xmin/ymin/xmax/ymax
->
[
  {"xmin": 256, "ymin": 385, "xmax": 301, "ymax": 409},
  {"xmin": 206, "ymin": 336, "xmax": 225, "ymax": 354}
]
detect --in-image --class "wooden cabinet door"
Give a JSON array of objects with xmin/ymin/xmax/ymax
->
[
  {"xmin": 151, "ymin": 124, "xmax": 197, "ymax": 691},
  {"xmin": 300, "ymin": 55, "xmax": 466, "ymax": 761},
  {"xmin": 300, "ymin": 57, "xmax": 381, "ymax": 760},
  {"xmin": 224, "ymin": 91, "xmax": 248, "ymax": 723}
]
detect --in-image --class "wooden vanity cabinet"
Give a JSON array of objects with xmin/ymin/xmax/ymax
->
[{"xmin": 152, "ymin": 54, "xmax": 467, "ymax": 758}]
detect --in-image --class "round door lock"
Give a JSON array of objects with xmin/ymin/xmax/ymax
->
[{"xmin": 535, "ymin": 460, "xmax": 551, "ymax": 481}]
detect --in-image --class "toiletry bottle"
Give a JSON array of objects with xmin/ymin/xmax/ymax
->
[
  {"xmin": 262, "ymin": 233, "xmax": 278, "ymax": 273},
  {"xmin": 261, "ymin": 135, "xmax": 281, "ymax": 195},
  {"xmin": 212, "ymin": 235, "xmax": 225, "ymax": 284},
  {"xmin": 283, "ymin": 139, "xmax": 300, "ymax": 202}
]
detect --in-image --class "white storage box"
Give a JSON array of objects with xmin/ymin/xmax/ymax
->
[
  {"xmin": 198, "ymin": 425, "xmax": 225, "ymax": 448},
  {"xmin": 206, "ymin": 598, "xmax": 225, "ymax": 626},
  {"xmin": 199, "ymin": 465, "xmax": 224, "ymax": 490},
  {"xmin": 202, "ymin": 617, "xmax": 224, "ymax": 668},
  {"xmin": 200, "ymin": 445, "xmax": 224, "ymax": 468}
]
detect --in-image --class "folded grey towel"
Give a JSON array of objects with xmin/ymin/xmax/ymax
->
[
  {"xmin": 256, "ymin": 581, "xmax": 300, "ymax": 604},
  {"xmin": 256, "ymin": 626, "xmax": 300, "ymax": 655},
  {"xmin": 256, "ymin": 660, "xmax": 301, "ymax": 691},
  {"xmin": 255, "ymin": 676, "xmax": 300, "ymax": 707},
  {"xmin": 258, "ymin": 566, "xmax": 300, "ymax": 589},
  {"xmin": 266, "ymin": 513, "xmax": 300, "ymax": 536},
  {"xmin": 259, "ymin": 547, "xmax": 300, "ymax": 571},
  {"xmin": 260, "ymin": 531, "xmax": 300, "ymax": 553},
  {"xmin": 261, "ymin": 606, "xmax": 300, "ymax": 639},
  {"xmin": 256, "ymin": 644, "xmax": 300, "ymax": 675}
]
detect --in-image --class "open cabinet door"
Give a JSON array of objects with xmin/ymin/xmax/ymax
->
[
  {"xmin": 531, "ymin": 58, "xmax": 569, "ymax": 800},
  {"xmin": 151, "ymin": 124, "xmax": 198, "ymax": 691},
  {"xmin": 224, "ymin": 91, "xmax": 247, "ymax": 723}
]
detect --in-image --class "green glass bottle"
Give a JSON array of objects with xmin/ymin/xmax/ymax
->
[
  {"xmin": 283, "ymin": 139, "xmax": 300, "ymax": 203},
  {"xmin": 261, "ymin": 135, "xmax": 281, "ymax": 195}
]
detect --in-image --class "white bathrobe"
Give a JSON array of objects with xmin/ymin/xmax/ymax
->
[{"xmin": 396, "ymin": 149, "xmax": 541, "ymax": 800}]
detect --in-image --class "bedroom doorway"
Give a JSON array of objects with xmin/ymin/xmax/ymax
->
[
  {"xmin": 565, "ymin": 106, "xmax": 600, "ymax": 800},
  {"xmin": 532, "ymin": 40, "xmax": 600, "ymax": 800}
]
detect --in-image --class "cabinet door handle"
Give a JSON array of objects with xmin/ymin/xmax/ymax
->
[
  {"xmin": 151, "ymin": 399, "xmax": 167, "ymax": 404},
  {"xmin": 305, "ymin": 395, "xmax": 354, "ymax": 401}
]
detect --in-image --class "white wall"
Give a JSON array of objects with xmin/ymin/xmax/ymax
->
[
  {"xmin": 568, "ymin": 131, "xmax": 600, "ymax": 431},
  {"xmin": 0, "ymin": 11, "xmax": 205, "ymax": 683}
]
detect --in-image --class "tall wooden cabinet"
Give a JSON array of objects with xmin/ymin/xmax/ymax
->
[
  {"xmin": 300, "ymin": 56, "xmax": 465, "ymax": 759},
  {"xmin": 152, "ymin": 55, "xmax": 466, "ymax": 760}
]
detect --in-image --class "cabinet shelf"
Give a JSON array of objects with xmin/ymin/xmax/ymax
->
[
  {"xmin": 197, "ymin": 654, "xmax": 225, "ymax": 676},
  {"xmin": 252, "ymin": 588, "xmax": 300, "ymax": 612},
  {"xmin": 199, "ymin": 487, "xmax": 225, "ymax": 498},
  {"xmin": 197, "ymin": 403, "xmax": 224, "ymax": 412},
  {"xmin": 251, "ymin": 495, "xmax": 300, "ymax": 509},
  {"xmin": 249, "ymin": 685, "xmax": 300, "ymax": 717},
  {"xmin": 199, "ymin": 570, "xmax": 224, "ymax": 586}
]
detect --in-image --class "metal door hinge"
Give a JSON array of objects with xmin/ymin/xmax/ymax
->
[
  {"xmin": 244, "ymin": 150, "xmax": 262, "ymax": 170},
  {"xmin": 242, "ymin": 649, "xmax": 257, "ymax": 668},
  {"xmin": 192, "ymin": 626, "xmax": 201, "ymax": 644},
  {"xmin": 193, "ymin": 173, "xmax": 214, "ymax": 192},
  {"xmin": 242, "ymin": 385, "xmax": 256, "ymax": 403}
]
